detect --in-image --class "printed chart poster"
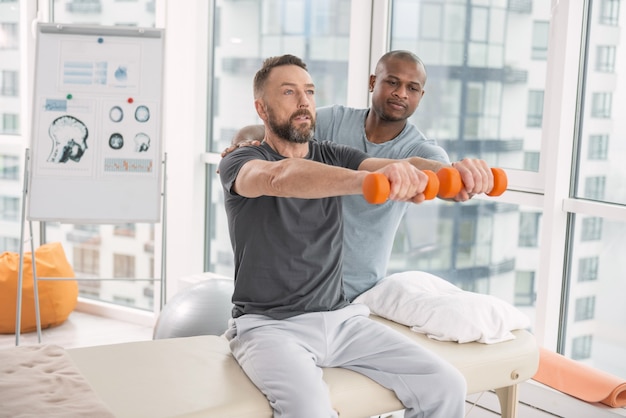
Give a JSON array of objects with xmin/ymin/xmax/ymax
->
[{"xmin": 28, "ymin": 23, "xmax": 164, "ymax": 223}]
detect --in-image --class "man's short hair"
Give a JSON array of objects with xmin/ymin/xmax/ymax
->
[
  {"xmin": 375, "ymin": 50, "xmax": 426, "ymax": 79},
  {"xmin": 253, "ymin": 54, "xmax": 308, "ymax": 99}
]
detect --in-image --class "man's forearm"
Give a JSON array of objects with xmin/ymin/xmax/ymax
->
[
  {"xmin": 234, "ymin": 158, "xmax": 367, "ymax": 199},
  {"xmin": 405, "ymin": 156, "xmax": 449, "ymax": 172},
  {"xmin": 359, "ymin": 156, "xmax": 447, "ymax": 173}
]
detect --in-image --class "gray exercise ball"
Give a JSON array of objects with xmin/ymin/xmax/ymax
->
[{"xmin": 153, "ymin": 278, "xmax": 234, "ymax": 339}]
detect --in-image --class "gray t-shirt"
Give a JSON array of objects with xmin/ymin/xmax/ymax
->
[
  {"xmin": 315, "ymin": 105, "xmax": 450, "ymax": 300},
  {"xmin": 219, "ymin": 140, "xmax": 367, "ymax": 319}
]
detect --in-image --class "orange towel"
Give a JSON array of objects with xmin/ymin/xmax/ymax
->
[{"xmin": 533, "ymin": 347, "xmax": 626, "ymax": 408}]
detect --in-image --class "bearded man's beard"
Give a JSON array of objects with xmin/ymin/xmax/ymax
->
[{"xmin": 267, "ymin": 108, "xmax": 315, "ymax": 144}]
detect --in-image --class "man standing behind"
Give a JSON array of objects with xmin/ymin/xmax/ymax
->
[
  {"xmin": 228, "ymin": 50, "xmax": 495, "ymax": 300},
  {"xmin": 219, "ymin": 54, "xmax": 466, "ymax": 418}
]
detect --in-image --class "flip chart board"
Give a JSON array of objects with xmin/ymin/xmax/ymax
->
[{"xmin": 28, "ymin": 23, "xmax": 164, "ymax": 223}]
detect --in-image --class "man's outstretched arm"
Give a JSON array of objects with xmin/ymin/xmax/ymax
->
[
  {"xmin": 226, "ymin": 125, "xmax": 496, "ymax": 200},
  {"xmin": 227, "ymin": 158, "xmax": 428, "ymax": 204}
]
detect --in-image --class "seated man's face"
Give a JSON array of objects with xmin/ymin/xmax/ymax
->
[
  {"xmin": 47, "ymin": 115, "xmax": 88, "ymax": 163},
  {"xmin": 261, "ymin": 65, "xmax": 316, "ymax": 144}
]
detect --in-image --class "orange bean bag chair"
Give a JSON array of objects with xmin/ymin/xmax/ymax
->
[{"xmin": 0, "ymin": 242, "xmax": 78, "ymax": 334}]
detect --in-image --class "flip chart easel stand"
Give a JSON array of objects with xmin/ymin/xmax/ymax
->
[
  {"xmin": 15, "ymin": 149, "xmax": 168, "ymax": 346},
  {"xmin": 15, "ymin": 23, "xmax": 167, "ymax": 346}
]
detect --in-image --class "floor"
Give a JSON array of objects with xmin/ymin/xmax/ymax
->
[{"xmin": 2, "ymin": 309, "xmax": 625, "ymax": 418}]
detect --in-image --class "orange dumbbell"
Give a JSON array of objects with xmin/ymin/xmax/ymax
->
[
  {"xmin": 362, "ymin": 170, "xmax": 440, "ymax": 204},
  {"xmin": 435, "ymin": 166, "xmax": 508, "ymax": 199}
]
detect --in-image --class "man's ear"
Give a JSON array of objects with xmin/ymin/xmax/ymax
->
[
  {"xmin": 368, "ymin": 75, "xmax": 376, "ymax": 92},
  {"xmin": 254, "ymin": 99, "xmax": 268, "ymax": 121}
]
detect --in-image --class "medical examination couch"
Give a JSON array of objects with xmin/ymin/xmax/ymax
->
[
  {"xmin": 0, "ymin": 314, "xmax": 537, "ymax": 418},
  {"xmin": 2, "ymin": 270, "xmax": 540, "ymax": 418},
  {"xmin": 69, "ymin": 315, "xmax": 538, "ymax": 417}
]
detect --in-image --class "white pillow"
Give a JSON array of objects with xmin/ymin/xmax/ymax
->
[{"xmin": 353, "ymin": 271, "xmax": 530, "ymax": 344}]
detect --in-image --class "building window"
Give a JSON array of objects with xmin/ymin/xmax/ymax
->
[
  {"xmin": 0, "ymin": 154, "xmax": 19, "ymax": 180},
  {"xmin": 65, "ymin": 0, "xmax": 102, "ymax": 14},
  {"xmin": 0, "ymin": 23, "xmax": 18, "ymax": 49},
  {"xmin": 258, "ymin": 0, "xmax": 351, "ymax": 82},
  {"xmin": 515, "ymin": 271, "xmax": 535, "ymax": 306},
  {"xmin": 1, "ymin": 113, "xmax": 19, "ymax": 134},
  {"xmin": 596, "ymin": 45, "xmax": 616, "ymax": 72},
  {"xmin": 113, "ymin": 223, "xmax": 136, "ymax": 237},
  {"xmin": 1, "ymin": 70, "xmax": 18, "ymax": 96},
  {"xmin": 531, "ymin": 21, "xmax": 549, "ymax": 60},
  {"xmin": 575, "ymin": 296, "xmax": 596, "ymax": 322},
  {"xmin": 599, "ymin": 0, "xmax": 620, "ymax": 26},
  {"xmin": 591, "ymin": 92, "xmax": 612, "ymax": 118},
  {"xmin": 79, "ymin": 279, "xmax": 102, "ymax": 298},
  {"xmin": 463, "ymin": 82, "xmax": 483, "ymax": 138},
  {"xmin": 518, "ymin": 211, "xmax": 540, "ymax": 247},
  {"xmin": 114, "ymin": 254, "xmax": 135, "ymax": 278},
  {"xmin": 0, "ymin": 236, "xmax": 19, "ymax": 253},
  {"xmin": 588, "ymin": 134, "xmax": 609, "ymax": 160},
  {"xmin": 581, "ymin": 217, "xmax": 603, "ymax": 241},
  {"xmin": 112, "ymin": 295, "xmax": 135, "ymax": 306},
  {"xmin": 73, "ymin": 247, "xmax": 100, "ymax": 276},
  {"xmin": 0, "ymin": 196, "xmax": 19, "ymax": 221},
  {"xmin": 455, "ymin": 217, "xmax": 479, "ymax": 268},
  {"xmin": 578, "ymin": 257, "xmax": 599, "ymax": 282},
  {"xmin": 571, "ymin": 335, "xmax": 593, "ymax": 360},
  {"xmin": 584, "ymin": 176, "xmax": 606, "ymax": 200},
  {"xmin": 419, "ymin": 2, "xmax": 443, "ymax": 40},
  {"xmin": 75, "ymin": 224, "xmax": 100, "ymax": 233},
  {"xmin": 470, "ymin": 6, "xmax": 489, "ymax": 43},
  {"xmin": 526, "ymin": 90, "xmax": 543, "ymax": 127},
  {"xmin": 523, "ymin": 151, "xmax": 540, "ymax": 172}
]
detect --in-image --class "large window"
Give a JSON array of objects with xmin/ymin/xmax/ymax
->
[
  {"xmin": 391, "ymin": 0, "xmax": 545, "ymax": 173},
  {"xmin": 206, "ymin": 0, "xmax": 353, "ymax": 278},
  {"xmin": 0, "ymin": 1, "xmax": 21, "ymax": 257},
  {"xmin": 5, "ymin": 0, "xmax": 626, "ymax": 382},
  {"xmin": 562, "ymin": 0, "xmax": 626, "ymax": 378},
  {"xmin": 387, "ymin": 0, "xmax": 626, "ymax": 381},
  {"xmin": 385, "ymin": 0, "xmax": 551, "ymax": 350}
]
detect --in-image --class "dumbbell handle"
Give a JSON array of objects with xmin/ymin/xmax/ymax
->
[
  {"xmin": 362, "ymin": 170, "xmax": 439, "ymax": 204},
  {"xmin": 362, "ymin": 167, "xmax": 508, "ymax": 204},
  {"xmin": 436, "ymin": 166, "xmax": 508, "ymax": 199}
]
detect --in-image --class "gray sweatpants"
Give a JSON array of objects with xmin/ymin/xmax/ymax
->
[{"xmin": 225, "ymin": 304, "xmax": 466, "ymax": 418}]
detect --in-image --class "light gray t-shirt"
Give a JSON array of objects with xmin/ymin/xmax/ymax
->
[
  {"xmin": 219, "ymin": 140, "xmax": 367, "ymax": 319},
  {"xmin": 315, "ymin": 105, "xmax": 450, "ymax": 300}
]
